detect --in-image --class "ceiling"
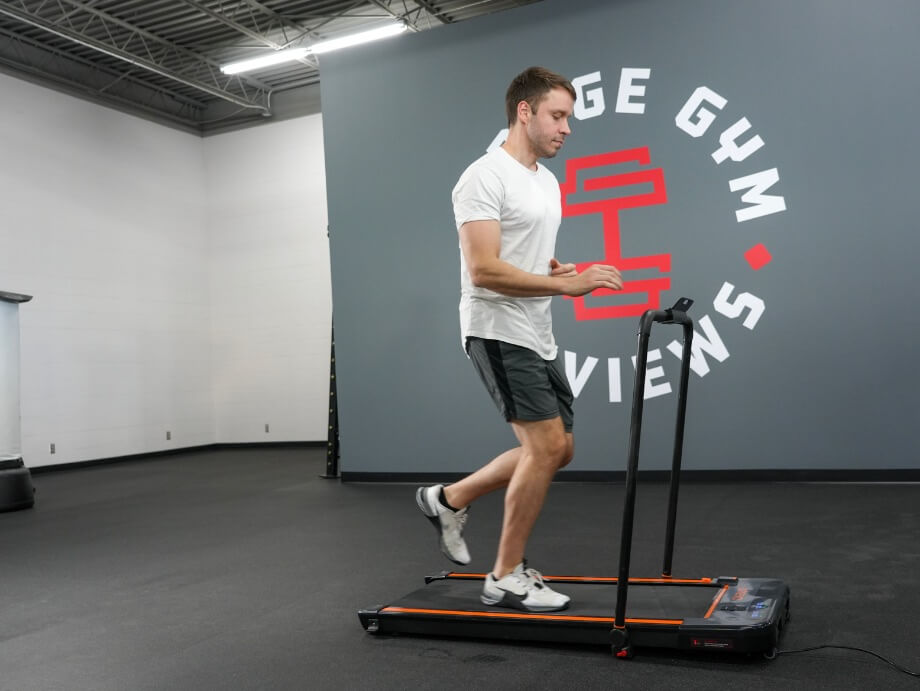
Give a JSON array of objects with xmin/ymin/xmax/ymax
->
[{"xmin": 0, "ymin": 0, "xmax": 541, "ymax": 135}]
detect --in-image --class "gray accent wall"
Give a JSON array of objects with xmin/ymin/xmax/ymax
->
[{"xmin": 322, "ymin": 0, "xmax": 920, "ymax": 474}]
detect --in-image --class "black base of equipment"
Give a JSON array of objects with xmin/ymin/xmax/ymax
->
[
  {"xmin": 359, "ymin": 298, "xmax": 791, "ymax": 658},
  {"xmin": 359, "ymin": 572, "xmax": 789, "ymax": 655},
  {"xmin": 0, "ymin": 457, "xmax": 35, "ymax": 512}
]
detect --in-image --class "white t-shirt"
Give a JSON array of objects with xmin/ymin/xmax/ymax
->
[{"xmin": 452, "ymin": 146, "xmax": 562, "ymax": 360}]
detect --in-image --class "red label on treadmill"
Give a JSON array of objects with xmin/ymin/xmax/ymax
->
[{"xmin": 730, "ymin": 588, "xmax": 749, "ymax": 601}]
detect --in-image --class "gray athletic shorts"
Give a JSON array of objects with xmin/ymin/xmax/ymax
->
[{"xmin": 466, "ymin": 337, "xmax": 574, "ymax": 432}]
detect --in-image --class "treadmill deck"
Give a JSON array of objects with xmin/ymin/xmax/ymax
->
[{"xmin": 360, "ymin": 573, "xmax": 790, "ymax": 654}]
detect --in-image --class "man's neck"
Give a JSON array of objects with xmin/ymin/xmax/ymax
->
[{"xmin": 501, "ymin": 130, "xmax": 538, "ymax": 170}]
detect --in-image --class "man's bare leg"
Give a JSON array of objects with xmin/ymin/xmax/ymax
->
[
  {"xmin": 444, "ymin": 425, "xmax": 573, "ymax": 513},
  {"xmin": 492, "ymin": 417, "xmax": 572, "ymax": 578},
  {"xmin": 443, "ymin": 448, "xmax": 521, "ymax": 510}
]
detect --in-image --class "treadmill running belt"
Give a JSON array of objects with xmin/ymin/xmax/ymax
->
[{"xmin": 386, "ymin": 577, "xmax": 722, "ymax": 621}]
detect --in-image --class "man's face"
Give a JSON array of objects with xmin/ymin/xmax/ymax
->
[{"xmin": 525, "ymin": 87, "xmax": 575, "ymax": 159}]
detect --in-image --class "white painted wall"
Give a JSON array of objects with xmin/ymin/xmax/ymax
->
[
  {"xmin": 204, "ymin": 116, "xmax": 331, "ymax": 443},
  {"xmin": 0, "ymin": 72, "xmax": 331, "ymax": 467}
]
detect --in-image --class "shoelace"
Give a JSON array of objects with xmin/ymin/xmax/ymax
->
[
  {"xmin": 523, "ymin": 567, "xmax": 545, "ymax": 585},
  {"xmin": 492, "ymin": 565, "xmax": 549, "ymax": 594},
  {"xmin": 497, "ymin": 570, "xmax": 538, "ymax": 593},
  {"xmin": 519, "ymin": 561, "xmax": 546, "ymax": 590}
]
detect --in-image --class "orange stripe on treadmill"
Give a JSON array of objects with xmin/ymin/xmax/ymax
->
[
  {"xmin": 704, "ymin": 585, "xmax": 730, "ymax": 619},
  {"xmin": 551, "ymin": 577, "xmax": 713, "ymax": 584},
  {"xmin": 444, "ymin": 573, "xmax": 713, "ymax": 585},
  {"xmin": 443, "ymin": 573, "xmax": 489, "ymax": 579},
  {"xmin": 380, "ymin": 606, "xmax": 683, "ymax": 626}
]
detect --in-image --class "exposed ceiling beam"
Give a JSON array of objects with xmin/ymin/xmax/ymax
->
[
  {"xmin": 175, "ymin": 0, "xmax": 319, "ymax": 70},
  {"xmin": 239, "ymin": 0, "xmax": 340, "ymax": 43},
  {"xmin": 0, "ymin": 23, "xmax": 208, "ymax": 109},
  {"xmin": 412, "ymin": 0, "xmax": 453, "ymax": 24},
  {"xmin": 366, "ymin": 0, "xmax": 423, "ymax": 32},
  {"xmin": 55, "ymin": 0, "xmax": 276, "ymax": 91},
  {"xmin": 0, "ymin": 0, "xmax": 271, "ymax": 114}
]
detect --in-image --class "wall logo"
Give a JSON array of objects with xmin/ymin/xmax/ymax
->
[
  {"xmin": 556, "ymin": 68, "xmax": 787, "ymax": 403},
  {"xmin": 560, "ymin": 146, "xmax": 669, "ymax": 320}
]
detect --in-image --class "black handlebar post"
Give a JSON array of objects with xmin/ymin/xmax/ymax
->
[
  {"xmin": 613, "ymin": 298, "xmax": 694, "ymax": 632},
  {"xmin": 662, "ymin": 315, "xmax": 694, "ymax": 577}
]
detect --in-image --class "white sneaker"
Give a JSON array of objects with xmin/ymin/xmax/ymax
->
[
  {"xmin": 416, "ymin": 484, "xmax": 470, "ymax": 565},
  {"xmin": 480, "ymin": 562, "xmax": 570, "ymax": 612}
]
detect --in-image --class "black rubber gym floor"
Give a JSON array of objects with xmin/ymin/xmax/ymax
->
[{"xmin": 1, "ymin": 446, "xmax": 918, "ymax": 689}]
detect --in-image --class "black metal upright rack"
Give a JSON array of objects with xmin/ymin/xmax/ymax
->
[{"xmin": 323, "ymin": 320, "xmax": 340, "ymax": 479}]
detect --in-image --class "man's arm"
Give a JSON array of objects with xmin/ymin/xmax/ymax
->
[{"xmin": 459, "ymin": 220, "xmax": 623, "ymax": 298}]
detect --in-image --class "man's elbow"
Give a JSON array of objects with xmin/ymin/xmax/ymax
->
[{"xmin": 467, "ymin": 263, "xmax": 493, "ymax": 289}]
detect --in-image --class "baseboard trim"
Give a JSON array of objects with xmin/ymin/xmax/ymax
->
[
  {"xmin": 30, "ymin": 441, "xmax": 325, "ymax": 474},
  {"xmin": 30, "ymin": 454, "xmax": 920, "ymax": 483},
  {"xmin": 340, "ymin": 468, "xmax": 920, "ymax": 483}
]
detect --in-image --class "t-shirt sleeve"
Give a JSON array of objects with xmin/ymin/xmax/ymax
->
[{"xmin": 452, "ymin": 163, "xmax": 503, "ymax": 230}]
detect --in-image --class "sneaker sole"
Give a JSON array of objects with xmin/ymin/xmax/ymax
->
[{"xmin": 416, "ymin": 487, "xmax": 469, "ymax": 566}]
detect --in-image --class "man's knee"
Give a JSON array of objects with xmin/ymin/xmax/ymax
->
[
  {"xmin": 557, "ymin": 434, "xmax": 575, "ymax": 469},
  {"xmin": 512, "ymin": 418, "xmax": 573, "ymax": 469},
  {"xmin": 544, "ymin": 431, "xmax": 573, "ymax": 469}
]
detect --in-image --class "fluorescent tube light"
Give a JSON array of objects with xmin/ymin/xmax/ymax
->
[
  {"xmin": 219, "ymin": 23, "xmax": 405, "ymax": 75},
  {"xmin": 220, "ymin": 47, "xmax": 310, "ymax": 75},
  {"xmin": 309, "ymin": 23, "xmax": 406, "ymax": 54}
]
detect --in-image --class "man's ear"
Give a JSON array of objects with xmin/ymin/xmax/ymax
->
[{"xmin": 517, "ymin": 100, "xmax": 531, "ymax": 123}]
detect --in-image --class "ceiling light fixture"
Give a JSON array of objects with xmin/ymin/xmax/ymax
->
[
  {"xmin": 309, "ymin": 23, "xmax": 407, "ymax": 54},
  {"xmin": 219, "ymin": 23, "xmax": 406, "ymax": 75},
  {"xmin": 220, "ymin": 47, "xmax": 310, "ymax": 75}
]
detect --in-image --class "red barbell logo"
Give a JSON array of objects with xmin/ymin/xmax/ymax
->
[{"xmin": 560, "ymin": 147, "xmax": 669, "ymax": 320}]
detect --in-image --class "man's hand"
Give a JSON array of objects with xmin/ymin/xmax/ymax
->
[
  {"xmin": 559, "ymin": 262, "xmax": 623, "ymax": 297},
  {"xmin": 549, "ymin": 258, "xmax": 577, "ymax": 277}
]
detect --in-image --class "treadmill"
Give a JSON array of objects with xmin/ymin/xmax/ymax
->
[{"xmin": 359, "ymin": 298, "xmax": 790, "ymax": 658}]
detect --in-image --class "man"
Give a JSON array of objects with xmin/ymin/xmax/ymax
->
[{"xmin": 417, "ymin": 67, "xmax": 623, "ymax": 612}]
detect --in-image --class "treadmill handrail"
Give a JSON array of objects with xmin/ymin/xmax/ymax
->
[{"xmin": 614, "ymin": 297, "xmax": 695, "ymax": 632}]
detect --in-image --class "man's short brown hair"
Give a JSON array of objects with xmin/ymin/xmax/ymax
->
[{"xmin": 505, "ymin": 66, "xmax": 576, "ymax": 127}]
